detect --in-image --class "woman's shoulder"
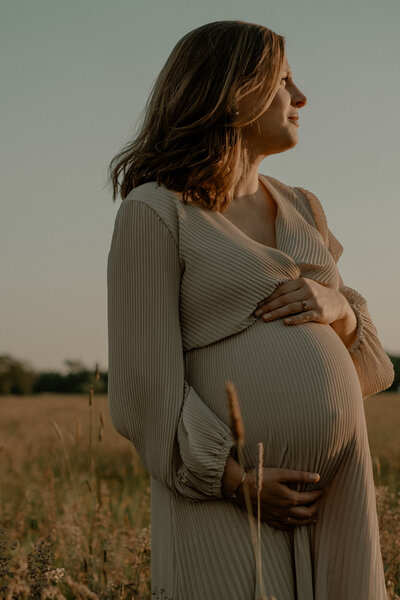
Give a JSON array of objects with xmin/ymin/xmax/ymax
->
[
  {"xmin": 121, "ymin": 181, "xmax": 183, "ymax": 244},
  {"xmin": 262, "ymin": 173, "xmax": 344, "ymax": 262},
  {"xmin": 292, "ymin": 185, "xmax": 329, "ymax": 244},
  {"xmin": 260, "ymin": 173, "xmax": 323, "ymax": 228}
]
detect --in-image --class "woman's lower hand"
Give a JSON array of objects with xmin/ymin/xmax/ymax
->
[
  {"xmin": 253, "ymin": 276, "xmax": 350, "ymax": 327},
  {"xmin": 234, "ymin": 467, "xmax": 326, "ymax": 530}
]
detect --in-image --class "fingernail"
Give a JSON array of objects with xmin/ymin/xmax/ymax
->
[
  {"xmin": 262, "ymin": 313, "xmax": 272, "ymax": 320},
  {"xmin": 254, "ymin": 309, "xmax": 262, "ymax": 317},
  {"xmin": 309, "ymin": 473, "xmax": 320, "ymax": 481},
  {"xmin": 285, "ymin": 318, "xmax": 292, "ymax": 323}
]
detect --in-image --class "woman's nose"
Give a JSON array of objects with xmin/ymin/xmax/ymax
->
[{"xmin": 292, "ymin": 85, "xmax": 307, "ymax": 109}]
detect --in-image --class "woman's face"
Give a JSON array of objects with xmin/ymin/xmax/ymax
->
[{"xmin": 239, "ymin": 53, "xmax": 307, "ymax": 157}]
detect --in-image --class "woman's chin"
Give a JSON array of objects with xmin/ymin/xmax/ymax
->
[
  {"xmin": 269, "ymin": 139, "xmax": 298, "ymax": 155},
  {"xmin": 283, "ymin": 134, "xmax": 299, "ymax": 152}
]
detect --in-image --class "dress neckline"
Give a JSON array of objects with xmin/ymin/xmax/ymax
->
[
  {"xmin": 217, "ymin": 173, "xmax": 283, "ymax": 252},
  {"xmin": 163, "ymin": 173, "xmax": 285, "ymax": 253}
]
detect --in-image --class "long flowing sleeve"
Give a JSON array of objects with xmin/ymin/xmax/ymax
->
[
  {"xmin": 107, "ymin": 199, "xmax": 233, "ymax": 500},
  {"xmin": 296, "ymin": 187, "xmax": 394, "ymax": 400},
  {"xmin": 335, "ymin": 267, "xmax": 394, "ymax": 399}
]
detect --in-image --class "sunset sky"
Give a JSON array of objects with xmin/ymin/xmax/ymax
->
[{"xmin": 1, "ymin": 0, "xmax": 399, "ymax": 372}]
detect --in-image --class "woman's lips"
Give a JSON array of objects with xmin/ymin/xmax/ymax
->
[{"xmin": 288, "ymin": 117, "xmax": 299, "ymax": 126}]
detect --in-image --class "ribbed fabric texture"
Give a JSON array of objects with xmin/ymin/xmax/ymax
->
[{"xmin": 107, "ymin": 173, "xmax": 394, "ymax": 600}]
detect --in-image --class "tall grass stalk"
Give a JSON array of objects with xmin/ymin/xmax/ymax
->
[
  {"xmin": 50, "ymin": 418, "xmax": 77, "ymax": 501},
  {"xmin": 88, "ymin": 385, "xmax": 95, "ymax": 485},
  {"xmin": 225, "ymin": 381, "xmax": 261, "ymax": 594},
  {"xmin": 256, "ymin": 442, "xmax": 264, "ymax": 599},
  {"xmin": 99, "ymin": 411, "xmax": 105, "ymax": 443}
]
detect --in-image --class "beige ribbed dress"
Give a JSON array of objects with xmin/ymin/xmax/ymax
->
[{"xmin": 107, "ymin": 173, "xmax": 394, "ymax": 600}]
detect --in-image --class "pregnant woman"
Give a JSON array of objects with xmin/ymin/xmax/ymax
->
[{"xmin": 107, "ymin": 20, "xmax": 394, "ymax": 599}]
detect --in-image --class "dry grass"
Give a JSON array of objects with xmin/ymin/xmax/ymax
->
[
  {"xmin": 0, "ymin": 391, "xmax": 399, "ymax": 598},
  {"xmin": 364, "ymin": 392, "xmax": 400, "ymax": 489},
  {"xmin": 0, "ymin": 393, "xmax": 151, "ymax": 598}
]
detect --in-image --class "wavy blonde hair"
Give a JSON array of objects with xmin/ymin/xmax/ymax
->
[{"xmin": 108, "ymin": 20, "xmax": 285, "ymax": 211}]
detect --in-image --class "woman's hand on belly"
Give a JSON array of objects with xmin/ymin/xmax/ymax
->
[
  {"xmin": 253, "ymin": 276, "xmax": 354, "ymax": 331},
  {"xmin": 234, "ymin": 466, "xmax": 326, "ymax": 530}
]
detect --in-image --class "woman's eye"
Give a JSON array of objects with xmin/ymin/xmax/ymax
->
[{"xmin": 281, "ymin": 76, "xmax": 289, "ymax": 84}]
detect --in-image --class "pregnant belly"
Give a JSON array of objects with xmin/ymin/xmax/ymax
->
[{"xmin": 184, "ymin": 318, "xmax": 365, "ymax": 489}]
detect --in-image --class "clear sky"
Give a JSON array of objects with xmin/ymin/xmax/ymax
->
[{"xmin": 1, "ymin": 0, "xmax": 399, "ymax": 372}]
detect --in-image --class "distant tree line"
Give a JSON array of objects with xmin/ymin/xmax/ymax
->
[
  {"xmin": 0, "ymin": 356, "xmax": 107, "ymax": 395},
  {"xmin": 0, "ymin": 353, "xmax": 399, "ymax": 396}
]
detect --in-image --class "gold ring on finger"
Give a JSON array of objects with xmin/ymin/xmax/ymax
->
[
  {"xmin": 285, "ymin": 516, "xmax": 292, "ymax": 524},
  {"xmin": 301, "ymin": 300, "xmax": 308, "ymax": 312}
]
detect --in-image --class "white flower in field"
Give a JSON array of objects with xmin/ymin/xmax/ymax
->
[{"xmin": 46, "ymin": 567, "xmax": 65, "ymax": 583}]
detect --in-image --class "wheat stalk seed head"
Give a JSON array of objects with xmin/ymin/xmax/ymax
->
[{"xmin": 256, "ymin": 442, "xmax": 264, "ymax": 494}]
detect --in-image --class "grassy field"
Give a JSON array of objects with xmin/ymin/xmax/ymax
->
[{"xmin": 0, "ymin": 392, "xmax": 399, "ymax": 598}]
